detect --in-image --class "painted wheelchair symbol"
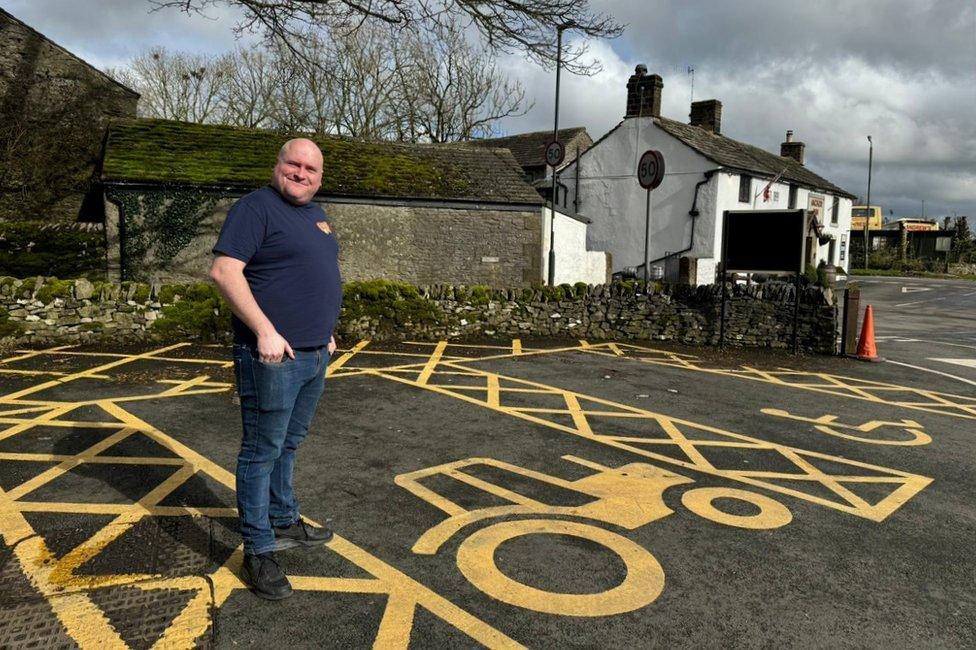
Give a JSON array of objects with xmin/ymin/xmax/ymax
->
[{"xmin": 396, "ymin": 455, "xmax": 791, "ymax": 616}]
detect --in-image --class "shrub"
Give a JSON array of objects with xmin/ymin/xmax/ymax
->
[{"xmin": 0, "ymin": 222, "xmax": 105, "ymax": 279}]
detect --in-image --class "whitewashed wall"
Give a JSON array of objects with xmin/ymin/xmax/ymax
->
[
  {"xmin": 559, "ymin": 119, "xmax": 716, "ymax": 273},
  {"xmin": 714, "ymin": 173, "xmax": 853, "ymax": 273},
  {"xmin": 541, "ymin": 207, "xmax": 609, "ymax": 285}
]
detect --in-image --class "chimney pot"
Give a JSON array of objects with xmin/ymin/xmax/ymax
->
[
  {"xmin": 786, "ymin": 129, "xmax": 794, "ymax": 143},
  {"xmin": 689, "ymin": 99, "xmax": 722, "ymax": 134},
  {"xmin": 626, "ymin": 64, "xmax": 663, "ymax": 118}
]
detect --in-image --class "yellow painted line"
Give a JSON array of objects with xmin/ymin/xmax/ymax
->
[
  {"xmin": 416, "ymin": 341, "xmax": 447, "ymax": 386},
  {"xmin": 1, "ymin": 345, "xmax": 76, "ymax": 365},
  {"xmin": 1, "ymin": 342, "xmax": 189, "ymax": 402},
  {"xmin": 372, "ymin": 594, "xmax": 418, "ymax": 650},
  {"xmin": 446, "ymin": 469, "xmax": 547, "ymax": 508},
  {"xmin": 486, "ymin": 375, "xmax": 501, "ymax": 408},
  {"xmin": 327, "ymin": 339, "xmax": 369, "ymax": 374},
  {"xmin": 374, "ymin": 363, "xmax": 932, "ymax": 522},
  {"xmin": 4, "ymin": 427, "xmax": 138, "ymax": 500},
  {"xmin": 0, "ymin": 452, "xmax": 186, "ymax": 465},
  {"xmin": 512, "ymin": 339, "xmax": 522, "ymax": 355},
  {"xmin": 89, "ymin": 401, "xmax": 521, "ymax": 648},
  {"xmin": 607, "ymin": 343, "xmax": 624, "ymax": 356}
]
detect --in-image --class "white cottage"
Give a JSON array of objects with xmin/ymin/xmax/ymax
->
[{"xmin": 558, "ymin": 65, "xmax": 857, "ymax": 285}]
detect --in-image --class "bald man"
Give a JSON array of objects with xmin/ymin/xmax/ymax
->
[{"xmin": 210, "ymin": 138, "xmax": 342, "ymax": 600}]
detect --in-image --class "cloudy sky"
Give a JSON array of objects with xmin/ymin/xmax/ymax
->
[{"xmin": 3, "ymin": 0, "xmax": 973, "ymax": 220}]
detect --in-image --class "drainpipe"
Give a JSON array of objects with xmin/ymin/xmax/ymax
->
[{"xmin": 634, "ymin": 169, "xmax": 717, "ymax": 274}]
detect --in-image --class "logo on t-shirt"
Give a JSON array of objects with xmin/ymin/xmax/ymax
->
[{"xmin": 316, "ymin": 221, "xmax": 332, "ymax": 234}]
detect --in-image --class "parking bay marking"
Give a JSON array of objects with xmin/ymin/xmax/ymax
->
[
  {"xmin": 0, "ymin": 345, "xmax": 523, "ymax": 649},
  {"xmin": 359, "ymin": 357, "xmax": 931, "ymax": 522}
]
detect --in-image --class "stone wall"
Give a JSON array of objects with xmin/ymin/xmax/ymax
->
[
  {"xmin": 0, "ymin": 9, "xmax": 138, "ymax": 221},
  {"xmin": 0, "ymin": 277, "xmax": 837, "ymax": 354},
  {"xmin": 105, "ymin": 189, "xmax": 543, "ymax": 287}
]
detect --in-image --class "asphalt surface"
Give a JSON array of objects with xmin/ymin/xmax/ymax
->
[
  {"xmin": 0, "ymin": 337, "xmax": 974, "ymax": 648},
  {"xmin": 856, "ymin": 275, "xmax": 976, "ymax": 386}
]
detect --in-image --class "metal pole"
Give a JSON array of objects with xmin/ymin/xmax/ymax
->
[
  {"xmin": 643, "ymin": 189, "xmax": 651, "ymax": 282},
  {"xmin": 547, "ymin": 27, "xmax": 563, "ymax": 287},
  {"xmin": 864, "ymin": 135, "xmax": 872, "ymax": 269}
]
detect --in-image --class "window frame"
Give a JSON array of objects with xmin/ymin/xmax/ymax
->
[{"xmin": 738, "ymin": 174, "xmax": 752, "ymax": 203}]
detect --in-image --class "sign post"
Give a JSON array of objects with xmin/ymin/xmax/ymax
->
[
  {"xmin": 545, "ymin": 140, "xmax": 565, "ymax": 286},
  {"xmin": 637, "ymin": 150, "xmax": 666, "ymax": 281}
]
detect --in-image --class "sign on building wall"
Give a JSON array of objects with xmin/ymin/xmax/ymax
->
[
  {"xmin": 807, "ymin": 194, "xmax": 825, "ymax": 225},
  {"xmin": 722, "ymin": 210, "xmax": 805, "ymax": 274}
]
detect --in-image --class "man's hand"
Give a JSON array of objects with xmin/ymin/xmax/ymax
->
[
  {"xmin": 327, "ymin": 335, "xmax": 337, "ymax": 356},
  {"xmin": 257, "ymin": 331, "xmax": 295, "ymax": 363}
]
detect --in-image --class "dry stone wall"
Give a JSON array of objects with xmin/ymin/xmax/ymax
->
[{"xmin": 0, "ymin": 277, "xmax": 837, "ymax": 354}]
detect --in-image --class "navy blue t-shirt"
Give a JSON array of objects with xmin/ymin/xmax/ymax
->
[{"xmin": 212, "ymin": 186, "xmax": 342, "ymax": 348}]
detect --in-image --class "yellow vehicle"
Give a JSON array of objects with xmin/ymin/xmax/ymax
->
[{"xmin": 851, "ymin": 205, "xmax": 883, "ymax": 231}]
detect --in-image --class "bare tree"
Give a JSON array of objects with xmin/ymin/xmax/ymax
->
[
  {"xmin": 395, "ymin": 20, "xmax": 530, "ymax": 142},
  {"xmin": 116, "ymin": 19, "xmax": 532, "ymax": 143},
  {"xmin": 122, "ymin": 47, "xmax": 231, "ymax": 122},
  {"xmin": 217, "ymin": 48, "xmax": 282, "ymax": 128},
  {"xmin": 151, "ymin": 0, "xmax": 623, "ymax": 74}
]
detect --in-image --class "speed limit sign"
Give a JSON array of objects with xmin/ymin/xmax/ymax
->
[
  {"xmin": 637, "ymin": 150, "xmax": 665, "ymax": 190},
  {"xmin": 545, "ymin": 140, "xmax": 565, "ymax": 168}
]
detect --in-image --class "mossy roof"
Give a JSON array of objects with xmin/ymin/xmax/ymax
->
[{"xmin": 101, "ymin": 119, "xmax": 543, "ymax": 204}]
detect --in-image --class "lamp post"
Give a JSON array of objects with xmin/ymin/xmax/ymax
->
[
  {"xmin": 547, "ymin": 24, "xmax": 569, "ymax": 286},
  {"xmin": 864, "ymin": 135, "xmax": 873, "ymax": 269}
]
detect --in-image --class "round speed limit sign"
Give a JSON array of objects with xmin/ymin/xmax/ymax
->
[
  {"xmin": 637, "ymin": 150, "xmax": 665, "ymax": 190},
  {"xmin": 545, "ymin": 140, "xmax": 565, "ymax": 168}
]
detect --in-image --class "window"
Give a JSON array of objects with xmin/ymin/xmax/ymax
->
[
  {"xmin": 828, "ymin": 239, "xmax": 836, "ymax": 265},
  {"xmin": 831, "ymin": 198, "xmax": 839, "ymax": 225},
  {"xmin": 738, "ymin": 175, "xmax": 751, "ymax": 203},
  {"xmin": 788, "ymin": 184, "xmax": 798, "ymax": 209}
]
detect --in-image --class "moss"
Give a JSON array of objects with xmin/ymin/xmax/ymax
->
[
  {"xmin": 102, "ymin": 119, "xmax": 474, "ymax": 200},
  {"xmin": 468, "ymin": 285, "xmax": 491, "ymax": 306},
  {"xmin": 157, "ymin": 284, "xmax": 181, "ymax": 305},
  {"xmin": 151, "ymin": 285, "xmax": 230, "ymax": 342},
  {"xmin": 132, "ymin": 284, "xmax": 151, "ymax": 304},
  {"xmin": 35, "ymin": 278, "xmax": 74, "ymax": 304},
  {"xmin": 0, "ymin": 276, "xmax": 16, "ymax": 289},
  {"xmin": 0, "ymin": 222, "xmax": 106, "ymax": 280},
  {"xmin": 341, "ymin": 280, "xmax": 444, "ymax": 331},
  {"xmin": 79, "ymin": 321, "xmax": 105, "ymax": 332}
]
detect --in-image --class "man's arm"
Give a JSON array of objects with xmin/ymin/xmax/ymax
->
[{"xmin": 209, "ymin": 254, "xmax": 294, "ymax": 362}]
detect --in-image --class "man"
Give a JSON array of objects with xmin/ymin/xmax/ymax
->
[{"xmin": 210, "ymin": 138, "xmax": 342, "ymax": 600}]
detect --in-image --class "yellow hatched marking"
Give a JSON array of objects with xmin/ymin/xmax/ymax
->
[
  {"xmin": 512, "ymin": 339, "xmax": 522, "ymax": 355},
  {"xmin": 0, "ymin": 345, "xmax": 522, "ymax": 649},
  {"xmin": 371, "ymin": 361, "xmax": 931, "ymax": 522},
  {"xmin": 328, "ymin": 339, "xmax": 370, "ymax": 374},
  {"xmin": 416, "ymin": 341, "xmax": 448, "ymax": 386}
]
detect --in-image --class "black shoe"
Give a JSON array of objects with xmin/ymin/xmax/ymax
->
[
  {"xmin": 273, "ymin": 519, "xmax": 334, "ymax": 550},
  {"xmin": 242, "ymin": 552, "xmax": 292, "ymax": 600}
]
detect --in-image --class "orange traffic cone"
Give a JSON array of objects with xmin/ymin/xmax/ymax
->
[{"xmin": 855, "ymin": 304, "xmax": 883, "ymax": 362}]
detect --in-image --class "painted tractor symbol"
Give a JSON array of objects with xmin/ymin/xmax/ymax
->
[{"xmin": 395, "ymin": 455, "xmax": 791, "ymax": 617}]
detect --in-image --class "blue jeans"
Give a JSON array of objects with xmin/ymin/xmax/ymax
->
[{"xmin": 233, "ymin": 343, "xmax": 328, "ymax": 555}]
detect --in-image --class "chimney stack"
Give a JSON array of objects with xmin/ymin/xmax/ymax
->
[
  {"xmin": 780, "ymin": 130, "xmax": 805, "ymax": 165},
  {"xmin": 626, "ymin": 64, "xmax": 663, "ymax": 118},
  {"xmin": 689, "ymin": 99, "xmax": 722, "ymax": 134}
]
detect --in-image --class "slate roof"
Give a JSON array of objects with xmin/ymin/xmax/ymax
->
[
  {"xmin": 101, "ymin": 119, "xmax": 543, "ymax": 205},
  {"xmin": 470, "ymin": 127, "xmax": 592, "ymax": 170},
  {"xmin": 654, "ymin": 117, "xmax": 856, "ymax": 199}
]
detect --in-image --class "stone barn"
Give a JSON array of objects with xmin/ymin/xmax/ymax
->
[
  {"xmin": 99, "ymin": 119, "xmax": 547, "ymax": 286},
  {"xmin": 0, "ymin": 7, "xmax": 138, "ymax": 222}
]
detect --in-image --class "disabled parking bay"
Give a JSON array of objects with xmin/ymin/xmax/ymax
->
[{"xmin": 0, "ymin": 339, "xmax": 973, "ymax": 648}]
